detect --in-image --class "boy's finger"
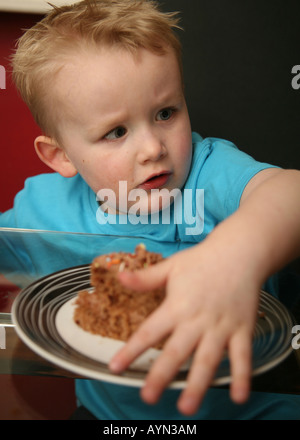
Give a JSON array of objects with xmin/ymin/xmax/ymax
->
[
  {"xmin": 118, "ymin": 258, "xmax": 170, "ymax": 291},
  {"xmin": 140, "ymin": 322, "xmax": 201, "ymax": 404},
  {"xmin": 176, "ymin": 329, "xmax": 228, "ymax": 416},
  {"xmin": 109, "ymin": 302, "xmax": 173, "ymax": 373},
  {"xmin": 228, "ymin": 328, "xmax": 252, "ymax": 404}
]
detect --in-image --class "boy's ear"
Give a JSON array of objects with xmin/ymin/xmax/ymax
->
[{"xmin": 34, "ymin": 135, "xmax": 77, "ymax": 178}]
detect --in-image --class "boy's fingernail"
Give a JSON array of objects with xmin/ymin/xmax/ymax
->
[
  {"xmin": 141, "ymin": 385, "xmax": 159, "ymax": 404},
  {"xmin": 231, "ymin": 385, "xmax": 249, "ymax": 404},
  {"xmin": 109, "ymin": 359, "xmax": 122, "ymax": 373},
  {"xmin": 178, "ymin": 394, "xmax": 199, "ymax": 415}
]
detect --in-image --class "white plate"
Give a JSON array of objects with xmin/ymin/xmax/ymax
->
[
  {"xmin": 56, "ymin": 296, "xmax": 191, "ymax": 372},
  {"xmin": 12, "ymin": 264, "xmax": 295, "ymax": 388}
]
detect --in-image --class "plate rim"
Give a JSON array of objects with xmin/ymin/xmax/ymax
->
[{"xmin": 11, "ymin": 264, "xmax": 295, "ymax": 389}]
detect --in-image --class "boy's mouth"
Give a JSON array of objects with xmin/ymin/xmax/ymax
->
[{"xmin": 138, "ymin": 171, "xmax": 171, "ymax": 190}]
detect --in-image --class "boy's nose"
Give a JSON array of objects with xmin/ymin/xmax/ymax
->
[{"xmin": 137, "ymin": 132, "xmax": 167, "ymax": 163}]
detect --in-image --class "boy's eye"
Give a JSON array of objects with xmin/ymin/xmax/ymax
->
[
  {"xmin": 104, "ymin": 126, "xmax": 127, "ymax": 140},
  {"xmin": 157, "ymin": 108, "xmax": 175, "ymax": 121}
]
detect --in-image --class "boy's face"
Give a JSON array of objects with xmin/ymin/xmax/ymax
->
[{"xmin": 55, "ymin": 46, "xmax": 192, "ymax": 214}]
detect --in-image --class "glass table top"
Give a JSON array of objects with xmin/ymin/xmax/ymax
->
[{"xmin": 0, "ymin": 227, "xmax": 299, "ymax": 394}]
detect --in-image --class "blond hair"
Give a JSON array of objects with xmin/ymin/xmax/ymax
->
[{"xmin": 11, "ymin": 0, "xmax": 182, "ymax": 141}]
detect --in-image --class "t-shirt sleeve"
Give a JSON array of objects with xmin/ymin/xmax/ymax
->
[{"xmin": 192, "ymin": 137, "xmax": 279, "ymax": 222}]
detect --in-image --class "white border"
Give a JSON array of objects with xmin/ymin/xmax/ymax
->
[{"xmin": 0, "ymin": 0, "xmax": 79, "ymax": 14}]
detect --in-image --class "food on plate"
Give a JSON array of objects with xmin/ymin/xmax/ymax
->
[{"xmin": 74, "ymin": 244, "xmax": 166, "ymax": 347}]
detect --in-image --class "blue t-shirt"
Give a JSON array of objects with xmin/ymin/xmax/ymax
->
[
  {"xmin": 1, "ymin": 133, "xmax": 299, "ymax": 419},
  {"xmin": 0, "ymin": 133, "xmax": 279, "ymax": 290},
  {"xmin": 0, "ymin": 133, "xmax": 274, "ymax": 238}
]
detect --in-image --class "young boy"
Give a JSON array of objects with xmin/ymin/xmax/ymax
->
[{"xmin": 1, "ymin": 0, "xmax": 300, "ymax": 419}]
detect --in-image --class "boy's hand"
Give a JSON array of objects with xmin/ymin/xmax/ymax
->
[
  {"xmin": 109, "ymin": 238, "xmax": 260, "ymax": 416},
  {"xmin": 109, "ymin": 168, "xmax": 300, "ymax": 415}
]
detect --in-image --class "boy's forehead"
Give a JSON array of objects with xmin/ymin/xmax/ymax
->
[
  {"xmin": 58, "ymin": 43, "xmax": 180, "ymax": 78},
  {"xmin": 53, "ymin": 45, "xmax": 183, "ymax": 123}
]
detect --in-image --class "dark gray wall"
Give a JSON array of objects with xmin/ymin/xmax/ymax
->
[{"xmin": 159, "ymin": 0, "xmax": 300, "ymax": 170}]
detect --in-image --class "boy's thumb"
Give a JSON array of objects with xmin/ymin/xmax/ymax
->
[{"xmin": 117, "ymin": 259, "xmax": 169, "ymax": 291}]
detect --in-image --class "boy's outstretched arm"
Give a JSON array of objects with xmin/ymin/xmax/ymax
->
[{"xmin": 109, "ymin": 168, "xmax": 300, "ymax": 416}]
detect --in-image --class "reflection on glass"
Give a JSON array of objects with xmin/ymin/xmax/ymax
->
[{"xmin": 0, "ymin": 227, "xmax": 193, "ymax": 289}]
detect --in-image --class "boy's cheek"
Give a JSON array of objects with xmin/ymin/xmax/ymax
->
[{"xmin": 179, "ymin": 139, "xmax": 193, "ymax": 169}]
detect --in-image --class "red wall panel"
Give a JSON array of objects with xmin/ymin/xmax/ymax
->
[{"xmin": 0, "ymin": 12, "xmax": 52, "ymax": 212}]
